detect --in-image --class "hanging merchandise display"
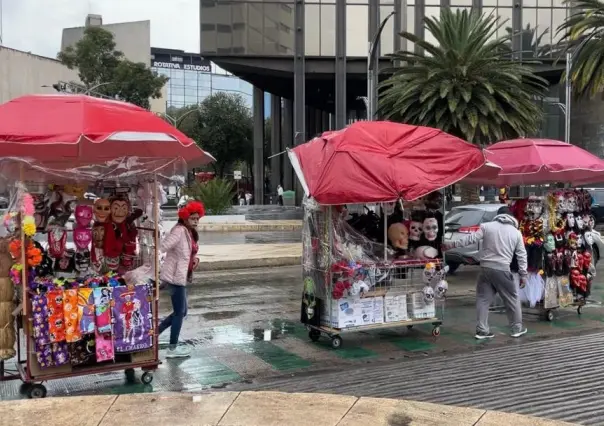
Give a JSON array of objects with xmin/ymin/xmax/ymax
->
[{"xmin": 509, "ymin": 189, "xmax": 596, "ymax": 320}]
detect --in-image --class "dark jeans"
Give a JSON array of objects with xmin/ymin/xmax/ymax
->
[
  {"xmin": 158, "ymin": 283, "xmax": 187, "ymax": 348},
  {"xmin": 278, "ymin": 195, "xmax": 284, "ymax": 206}
]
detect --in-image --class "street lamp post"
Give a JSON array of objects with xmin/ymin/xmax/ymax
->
[{"xmin": 367, "ymin": 11, "xmax": 396, "ymax": 121}]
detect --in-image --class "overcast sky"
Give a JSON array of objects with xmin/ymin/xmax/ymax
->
[{"xmin": 1, "ymin": 0, "xmax": 200, "ymax": 58}]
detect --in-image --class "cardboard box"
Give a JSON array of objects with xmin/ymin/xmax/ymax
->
[
  {"xmin": 356, "ymin": 298, "xmax": 375, "ymax": 325},
  {"xmin": 408, "ymin": 292, "xmax": 436, "ymax": 319},
  {"xmin": 372, "ymin": 296, "xmax": 385, "ymax": 324},
  {"xmin": 384, "ymin": 293, "xmax": 408, "ymax": 323},
  {"xmin": 321, "ymin": 297, "xmax": 362, "ymax": 329}
]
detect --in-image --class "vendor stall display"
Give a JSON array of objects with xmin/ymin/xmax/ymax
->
[
  {"xmin": 290, "ymin": 121, "xmax": 494, "ymax": 348},
  {"xmin": 0, "ymin": 94, "xmax": 214, "ymax": 397}
]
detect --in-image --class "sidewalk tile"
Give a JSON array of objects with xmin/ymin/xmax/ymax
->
[
  {"xmin": 476, "ymin": 410, "xmax": 576, "ymax": 426},
  {"xmin": 218, "ymin": 391, "xmax": 357, "ymax": 426},
  {"xmin": 237, "ymin": 341, "xmax": 312, "ymax": 371}
]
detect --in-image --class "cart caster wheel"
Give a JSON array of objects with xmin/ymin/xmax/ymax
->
[
  {"xmin": 407, "ymin": 325, "xmax": 413, "ymax": 330},
  {"xmin": 141, "ymin": 372, "xmax": 154, "ymax": 385},
  {"xmin": 19, "ymin": 383, "xmax": 31, "ymax": 395},
  {"xmin": 331, "ymin": 335, "xmax": 343, "ymax": 349},
  {"xmin": 546, "ymin": 310, "xmax": 555, "ymax": 322},
  {"xmin": 432, "ymin": 327, "xmax": 441, "ymax": 337},
  {"xmin": 309, "ymin": 329, "xmax": 321, "ymax": 342},
  {"xmin": 28, "ymin": 384, "xmax": 47, "ymax": 399},
  {"xmin": 125, "ymin": 368, "xmax": 136, "ymax": 383},
  {"xmin": 578, "ymin": 306, "xmax": 583, "ymax": 315}
]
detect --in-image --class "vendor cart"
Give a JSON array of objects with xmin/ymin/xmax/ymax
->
[
  {"xmin": 0, "ymin": 94, "xmax": 214, "ymax": 397},
  {"xmin": 288, "ymin": 121, "xmax": 499, "ymax": 348}
]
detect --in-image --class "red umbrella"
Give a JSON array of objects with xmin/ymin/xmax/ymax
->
[
  {"xmin": 0, "ymin": 94, "xmax": 214, "ymax": 168},
  {"xmin": 466, "ymin": 138, "xmax": 604, "ymax": 186},
  {"xmin": 288, "ymin": 121, "xmax": 494, "ymax": 205}
]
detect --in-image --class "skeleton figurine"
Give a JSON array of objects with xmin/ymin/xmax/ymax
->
[
  {"xmin": 423, "ymin": 286, "xmax": 435, "ymax": 304},
  {"xmin": 435, "ymin": 280, "xmax": 448, "ymax": 298}
]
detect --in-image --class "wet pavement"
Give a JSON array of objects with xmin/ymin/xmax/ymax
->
[
  {"xmin": 162, "ymin": 221, "xmax": 302, "ymax": 245},
  {"xmin": 1, "ymin": 265, "xmax": 604, "ymax": 401}
]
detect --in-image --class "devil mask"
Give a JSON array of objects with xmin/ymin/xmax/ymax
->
[
  {"xmin": 74, "ymin": 227, "xmax": 92, "ymax": 251},
  {"xmin": 75, "ymin": 205, "xmax": 93, "ymax": 228}
]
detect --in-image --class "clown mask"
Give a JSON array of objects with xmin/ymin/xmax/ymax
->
[
  {"xmin": 75, "ymin": 204, "xmax": 93, "ymax": 228},
  {"xmin": 94, "ymin": 199, "xmax": 111, "ymax": 223},
  {"xmin": 387, "ymin": 223, "xmax": 409, "ymax": 250},
  {"xmin": 110, "ymin": 198, "xmax": 130, "ymax": 224},
  {"xmin": 423, "ymin": 217, "xmax": 439, "ymax": 241},
  {"xmin": 409, "ymin": 221, "xmax": 423, "ymax": 241}
]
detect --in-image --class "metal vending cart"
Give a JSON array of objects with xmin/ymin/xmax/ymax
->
[{"xmin": 287, "ymin": 120, "xmax": 497, "ymax": 349}]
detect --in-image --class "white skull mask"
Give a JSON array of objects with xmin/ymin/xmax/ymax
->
[
  {"xmin": 423, "ymin": 217, "xmax": 439, "ymax": 241},
  {"xmin": 567, "ymin": 213, "xmax": 575, "ymax": 228},
  {"xmin": 409, "ymin": 221, "xmax": 423, "ymax": 241},
  {"xmin": 585, "ymin": 231, "xmax": 594, "ymax": 247},
  {"xmin": 435, "ymin": 280, "xmax": 448, "ymax": 298},
  {"xmin": 423, "ymin": 286, "xmax": 435, "ymax": 303}
]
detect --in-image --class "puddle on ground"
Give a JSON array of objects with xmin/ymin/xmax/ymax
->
[{"xmin": 202, "ymin": 310, "xmax": 244, "ymax": 321}]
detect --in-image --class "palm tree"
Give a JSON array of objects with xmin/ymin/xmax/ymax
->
[
  {"xmin": 505, "ymin": 24, "xmax": 551, "ymax": 60},
  {"xmin": 556, "ymin": 0, "xmax": 604, "ymax": 98},
  {"xmin": 379, "ymin": 9, "xmax": 548, "ymax": 201}
]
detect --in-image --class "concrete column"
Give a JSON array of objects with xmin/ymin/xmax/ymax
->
[
  {"xmin": 394, "ymin": 0, "xmax": 403, "ymax": 57},
  {"xmin": 253, "ymin": 86, "xmax": 265, "ymax": 204},
  {"xmin": 270, "ymin": 94, "xmax": 282, "ymax": 189},
  {"xmin": 415, "ymin": 0, "xmax": 425, "ymax": 54},
  {"xmin": 283, "ymin": 98, "xmax": 294, "ymax": 190},
  {"xmin": 335, "ymin": 0, "xmax": 347, "ymax": 130},
  {"xmin": 511, "ymin": 0, "xmax": 522, "ymax": 61},
  {"xmin": 472, "ymin": 0, "xmax": 482, "ymax": 15}
]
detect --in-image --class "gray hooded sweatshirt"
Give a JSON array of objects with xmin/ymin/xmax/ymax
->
[{"xmin": 449, "ymin": 214, "xmax": 528, "ymax": 276}]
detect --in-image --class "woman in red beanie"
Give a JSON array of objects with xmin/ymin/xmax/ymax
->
[{"xmin": 158, "ymin": 200, "xmax": 205, "ymax": 358}]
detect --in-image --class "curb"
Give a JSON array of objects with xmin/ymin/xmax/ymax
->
[
  {"xmin": 198, "ymin": 256, "xmax": 301, "ymax": 271},
  {"xmin": 198, "ymin": 223, "xmax": 302, "ymax": 232}
]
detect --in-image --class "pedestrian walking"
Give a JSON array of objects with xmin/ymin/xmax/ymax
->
[
  {"xmin": 237, "ymin": 191, "xmax": 245, "ymax": 206},
  {"xmin": 245, "ymin": 191, "xmax": 252, "ymax": 205},
  {"xmin": 442, "ymin": 206, "xmax": 528, "ymax": 339},
  {"xmin": 277, "ymin": 184, "xmax": 284, "ymax": 206},
  {"xmin": 158, "ymin": 200, "xmax": 204, "ymax": 358}
]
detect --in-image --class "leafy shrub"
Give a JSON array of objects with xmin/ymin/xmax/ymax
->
[{"xmin": 184, "ymin": 178, "xmax": 234, "ymax": 215}]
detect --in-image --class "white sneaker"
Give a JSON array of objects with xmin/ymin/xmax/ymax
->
[
  {"xmin": 166, "ymin": 346, "xmax": 191, "ymax": 359},
  {"xmin": 511, "ymin": 328, "xmax": 528, "ymax": 338}
]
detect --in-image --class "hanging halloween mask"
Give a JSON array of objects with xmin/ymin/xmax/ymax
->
[
  {"xmin": 387, "ymin": 222, "xmax": 409, "ymax": 250},
  {"xmin": 75, "ymin": 205, "xmax": 93, "ymax": 228},
  {"xmin": 74, "ymin": 249, "xmax": 91, "ymax": 273},
  {"xmin": 110, "ymin": 198, "xmax": 130, "ymax": 224},
  {"xmin": 423, "ymin": 216, "xmax": 439, "ymax": 241},
  {"xmin": 92, "ymin": 224, "xmax": 105, "ymax": 249},
  {"xmin": 409, "ymin": 221, "xmax": 423, "ymax": 241},
  {"xmin": 544, "ymin": 234, "xmax": 555, "ymax": 253},
  {"xmin": 584, "ymin": 231, "xmax": 594, "ymax": 247},
  {"xmin": 576, "ymin": 215, "xmax": 584, "ymax": 230},
  {"xmin": 73, "ymin": 227, "xmax": 92, "ymax": 251},
  {"xmin": 93, "ymin": 199, "xmax": 111, "ymax": 223},
  {"xmin": 566, "ymin": 213, "xmax": 575, "ymax": 229}
]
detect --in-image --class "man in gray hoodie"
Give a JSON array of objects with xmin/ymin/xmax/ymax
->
[{"xmin": 443, "ymin": 206, "xmax": 528, "ymax": 339}]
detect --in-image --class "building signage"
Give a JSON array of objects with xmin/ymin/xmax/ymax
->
[{"xmin": 150, "ymin": 50, "xmax": 211, "ymax": 72}]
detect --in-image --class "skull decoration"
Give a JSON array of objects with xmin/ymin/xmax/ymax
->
[
  {"xmin": 566, "ymin": 213, "xmax": 575, "ymax": 229},
  {"xmin": 409, "ymin": 221, "xmax": 423, "ymax": 241},
  {"xmin": 422, "ymin": 215, "xmax": 439, "ymax": 241},
  {"xmin": 92, "ymin": 224, "xmax": 105, "ymax": 249},
  {"xmin": 93, "ymin": 198, "xmax": 111, "ymax": 223},
  {"xmin": 387, "ymin": 222, "xmax": 409, "ymax": 250},
  {"xmin": 422, "ymin": 286, "xmax": 435, "ymax": 303},
  {"xmin": 422, "ymin": 262, "xmax": 437, "ymax": 284},
  {"xmin": 55, "ymin": 249, "xmax": 75, "ymax": 273},
  {"xmin": 75, "ymin": 204, "xmax": 93, "ymax": 228},
  {"xmin": 74, "ymin": 249, "xmax": 91, "ymax": 273},
  {"xmin": 435, "ymin": 280, "xmax": 448, "ymax": 298},
  {"xmin": 110, "ymin": 197, "xmax": 130, "ymax": 224}
]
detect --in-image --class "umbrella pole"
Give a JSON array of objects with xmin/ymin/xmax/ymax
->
[{"xmin": 383, "ymin": 203, "xmax": 387, "ymax": 262}]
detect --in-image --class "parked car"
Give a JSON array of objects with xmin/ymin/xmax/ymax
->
[
  {"xmin": 587, "ymin": 188, "xmax": 604, "ymax": 224},
  {"xmin": 443, "ymin": 204, "xmax": 603, "ymax": 273},
  {"xmin": 0, "ymin": 197, "xmax": 8, "ymax": 209}
]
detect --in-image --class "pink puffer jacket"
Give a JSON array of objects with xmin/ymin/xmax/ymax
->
[{"xmin": 160, "ymin": 224, "xmax": 192, "ymax": 286}]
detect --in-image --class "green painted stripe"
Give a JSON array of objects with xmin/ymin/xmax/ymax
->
[
  {"xmin": 176, "ymin": 350, "xmax": 242, "ymax": 386},
  {"xmin": 237, "ymin": 341, "xmax": 312, "ymax": 371}
]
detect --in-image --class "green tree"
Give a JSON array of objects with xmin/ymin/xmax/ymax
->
[
  {"xmin": 556, "ymin": 0, "xmax": 604, "ymax": 98},
  {"xmin": 57, "ymin": 27, "xmax": 168, "ymax": 109},
  {"xmin": 379, "ymin": 9, "xmax": 548, "ymax": 201},
  {"xmin": 175, "ymin": 93, "xmax": 253, "ymax": 177}
]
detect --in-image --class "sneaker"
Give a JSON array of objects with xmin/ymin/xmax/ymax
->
[
  {"xmin": 165, "ymin": 346, "xmax": 191, "ymax": 359},
  {"xmin": 475, "ymin": 331, "xmax": 495, "ymax": 340},
  {"xmin": 511, "ymin": 328, "xmax": 528, "ymax": 338}
]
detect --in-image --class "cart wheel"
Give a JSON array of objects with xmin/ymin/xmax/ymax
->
[
  {"xmin": 577, "ymin": 305, "xmax": 583, "ymax": 315},
  {"xmin": 308, "ymin": 329, "xmax": 321, "ymax": 342},
  {"xmin": 407, "ymin": 325, "xmax": 413, "ymax": 330},
  {"xmin": 331, "ymin": 335, "xmax": 343, "ymax": 349},
  {"xmin": 28, "ymin": 384, "xmax": 47, "ymax": 399},
  {"xmin": 432, "ymin": 327, "xmax": 441, "ymax": 337},
  {"xmin": 141, "ymin": 371, "xmax": 154, "ymax": 385},
  {"xmin": 546, "ymin": 310, "xmax": 555, "ymax": 322},
  {"xmin": 19, "ymin": 383, "xmax": 32, "ymax": 395},
  {"xmin": 125, "ymin": 368, "xmax": 136, "ymax": 383}
]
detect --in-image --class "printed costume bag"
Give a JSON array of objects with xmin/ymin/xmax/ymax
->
[
  {"xmin": 78, "ymin": 288, "xmax": 95, "ymax": 334},
  {"xmin": 47, "ymin": 289, "xmax": 66, "ymax": 342},
  {"xmin": 93, "ymin": 287, "xmax": 112, "ymax": 334},
  {"xmin": 112, "ymin": 285, "xmax": 152, "ymax": 353},
  {"xmin": 63, "ymin": 289, "xmax": 82, "ymax": 343}
]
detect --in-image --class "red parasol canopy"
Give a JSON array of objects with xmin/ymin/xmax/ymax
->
[
  {"xmin": 0, "ymin": 94, "xmax": 214, "ymax": 168},
  {"xmin": 464, "ymin": 138, "xmax": 604, "ymax": 186},
  {"xmin": 288, "ymin": 121, "xmax": 495, "ymax": 205}
]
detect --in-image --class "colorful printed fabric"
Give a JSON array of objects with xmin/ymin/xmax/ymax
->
[
  {"xmin": 94, "ymin": 329, "xmax": 114, "ymax": 362},
  {"xmin": 34, "ymin": 342, "xmax": 53, "ymax": 369},
  {"xmin": 78, "ymin": 288, "xmax": 95, "ymax": 334},
  {"xmin": 63, "ymin": 289, "xmax": 82, "ymax": 343},
  {"xmin": 32, "ymin": 294, "xmax": 50, "ymax": 346},
  {"xmin": 69, "ymin": 334, "xmax": 96, "ymax": 366},
  {"xmin": 47, "ymin": 289, "xmax": 66, "ymax": 342},
  {"xmin": 113, "ymin": 285, "xmax": 152, "ymax": 353},
  {"xmin": 51, "ymin": 342, "xmax": 70, "ymax": 366},
  {"xmin": 93, "ymin": 287, "xmax": 112, "ymax": 334}
]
